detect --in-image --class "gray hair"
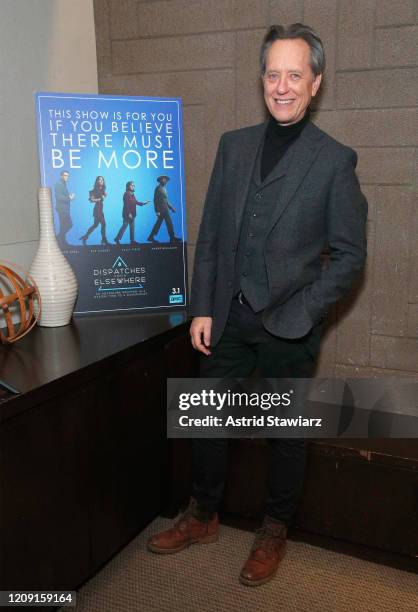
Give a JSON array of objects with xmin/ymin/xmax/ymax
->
[{"xmin": 260, "ymin": 23, "xmax": 325, "ymax": 77}]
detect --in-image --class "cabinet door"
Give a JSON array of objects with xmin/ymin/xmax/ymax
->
[
  {"xmin": 162, "ymin": 332, "xmax": 198, "ymax": 516},
  {"xmin": 88, "ymin": 350, "xmax": 166, "ymax": 570},
  {"xmin": 0, "ymin": 385, "xmax": 91, "ymax": 591}
]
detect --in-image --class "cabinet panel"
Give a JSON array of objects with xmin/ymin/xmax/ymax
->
[
  {"xmin": 88, "ymin": 351, "xmax": 166, "ymax": 570},
  {"xmin": 0, "ymin": 385, "xmax": 91, "ymax": 590}
]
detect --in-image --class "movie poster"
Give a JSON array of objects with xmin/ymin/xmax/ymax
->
[{"xmin": 35, "ymin": 92, "xmax": 187, "ymax": 314}]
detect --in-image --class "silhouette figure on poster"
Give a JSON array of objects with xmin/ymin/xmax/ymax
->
[
  {"xmin": 114, "ymin": 181, "xmax": 150, "ymax": 245},
  {"xmin": 54, "ymin": 170, "xmax": 75, "ymax": 247},
  {"xmin": 80, "ymin": 176, "xmax": 108, "ymax": 245},
  {"xmin": 147, "ymin": 176, "xmax": 181, "ymax": 244}
]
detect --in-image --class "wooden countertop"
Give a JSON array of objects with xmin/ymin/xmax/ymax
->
[{"xmin": 0, "ymin": 310, "xmax": 189, "ymax": 422}]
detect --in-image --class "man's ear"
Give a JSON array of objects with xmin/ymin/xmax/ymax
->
[{"xmin": 311, "ymin": 73, "xmax": 322, "ymax": 97}]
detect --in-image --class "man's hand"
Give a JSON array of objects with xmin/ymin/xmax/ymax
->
[{"xmin": 190, "ymin": 316, "xmax": 212, "ymax": 356}]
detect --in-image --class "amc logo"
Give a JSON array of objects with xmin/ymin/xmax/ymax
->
[{"xmin": 169, "ymin": 294, "xmax": 184, "ymax": 304}]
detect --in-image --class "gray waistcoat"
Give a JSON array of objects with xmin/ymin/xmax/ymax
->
[{"xmin": 233, "ymin": 143, "xmax": 296, "ymax": 312}]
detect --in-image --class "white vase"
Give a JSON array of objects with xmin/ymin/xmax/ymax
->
[{"xmin": 29, "ymin": 187, "xmax": 78, "ymax": 327}]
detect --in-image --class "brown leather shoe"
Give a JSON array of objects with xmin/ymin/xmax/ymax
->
[
  {"xmin": 147, "ymin": 499, "xmax": 219, "ymax": 554},
  {"xmin": 239, "ymin": 517, "xmax": 287, "ymax": 586}
]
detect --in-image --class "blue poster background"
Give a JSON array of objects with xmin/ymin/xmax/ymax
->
[{"xmin": 35, "ymin": 92, "xmax": 187, "ymax": 314}]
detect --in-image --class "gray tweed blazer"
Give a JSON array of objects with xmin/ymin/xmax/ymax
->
[{"xmin": 190, "ymin": 120, "xmax": 368, "ymax": 346}]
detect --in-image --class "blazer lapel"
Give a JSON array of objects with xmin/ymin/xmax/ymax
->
[
  {"xmin": 256, "ymin": 142, "xmax": 295, "ymax": 188},
  {"xmin": 232, "ymin": 120, "xmax": 325, "ymax": 234},
  {"xmin": 268, "ymin": 121, "xmax": 325, "ymax": 231},
  {"xmin": 234, "ymin": 124, "xmax": 266, "ymax": 233}
]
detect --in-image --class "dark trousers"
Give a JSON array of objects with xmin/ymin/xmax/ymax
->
[
  {"xmin": 115, "ymin": 217, "xmax": 135, "ymax": 242},
  {"xmin": 56, "ymin": 207, "xmax": 72, "ymax": 243},
  {"xmin": 191, "ymin": 296, "xmax": 322, "ymax": 526},
  {"xmin": 85, "ymin": 212, "xmax": 107, "ymax": 242},
  {"xmin": 149, "ymin": 210, "xmax": 174, "ymax": 239}
]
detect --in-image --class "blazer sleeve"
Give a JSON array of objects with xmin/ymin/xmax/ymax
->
[
  {"xmin": 303, "ymin": 148, "xmax": 368, "ymax": 324},
  {"xmin": 189, "ymin": 135, "xmax": 225, "ymax": 317},
  {"xmin": 154, "ymin": 186, "xmax": 166, "ymax": 211},
  {"xmin": 55, "ymin": 182, "xmax": 69, "ymax": 205},
  {"xmin": 122, "ymin": 192, "xmax": 129, "ymax": 217}
]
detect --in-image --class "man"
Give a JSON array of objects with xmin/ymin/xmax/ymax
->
[
  {"xmin": 114, "ymin": 181, "xmax": 149, "ymax": 246},
  {"xmin": 147, "ymin": 175, "xmax": 181, "ymax": 243},
  {"xmin": 148, "ymin": 24, "xmax": 367, "ymax": 586},
  {"xmin": 54, "ymin": 170, "xmax": 75, "ymax": 247}
]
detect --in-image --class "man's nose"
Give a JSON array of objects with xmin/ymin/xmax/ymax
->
[{"xmin": 276, "ymin": 76, "xmax": 289, "ymax": 94}]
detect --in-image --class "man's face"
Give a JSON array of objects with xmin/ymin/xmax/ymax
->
[
  {"xmin": 262, "ymin": 38, "xmax": 322, "ymax": 125},
  {"xmin": 62, "ymin": 172, "xmax": 69, "ymax": 183},
  {"xmin": 160, "ymin": 178, "xmax": 167, "ymax": 186},
  {"xmin": 129, "ymin": 182, "xmax": 135, "ymax": 191}
]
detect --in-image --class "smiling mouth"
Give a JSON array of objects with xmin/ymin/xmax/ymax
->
[{"xmin": 274, "ymin": 99, "xmax": 294, "ymax": 105}]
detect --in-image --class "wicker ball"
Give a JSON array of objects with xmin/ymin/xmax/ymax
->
[{"xmin": 0, "ymin": 262, "xmax": 41, "ymax": 344}]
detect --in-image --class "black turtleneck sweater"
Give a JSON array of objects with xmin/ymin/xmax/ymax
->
[{"xmin": 260, "ymin": 109, "xmax": 310, "ymax": 182}]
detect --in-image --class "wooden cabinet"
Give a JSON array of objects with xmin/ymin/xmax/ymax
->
[
  {"xmin": 0, "ymin": 313, "xmax": 193, "ymax": 594},
  {"xmin": 0, "ymin": 386, "xmax": 91, "ymax": 591}
]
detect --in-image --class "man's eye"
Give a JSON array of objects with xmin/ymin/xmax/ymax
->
[
  {"xmin": 290, "ymin": 74, "xmax": 301, "ymax": 80},
  {"xmin": 267, "ymin": 73, "xmax": 278, "ymax": 82}
]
